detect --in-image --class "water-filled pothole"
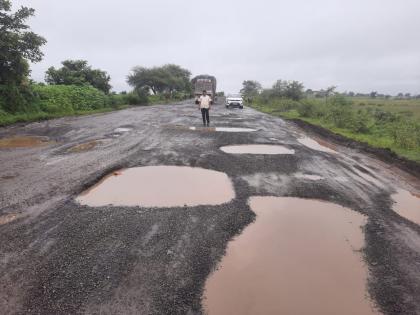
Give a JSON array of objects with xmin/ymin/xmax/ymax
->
[
  {"xmin": 392, "ymin": 189, "xmax": 420, "ymax": 225},
  {"xmin": 0, "ymin": 136, "xmax": 51, "ymax": 148},
  {"xmin": 77, "ymin": 166, "xmax": 235, "ymax": 207},
  {"xmin": 204, "ymin": 197, "xmax": 378, "ymax": 315},
  {"xmin": 68, "ymin": 140, "xmax": 103, "ymax": 153},
  {"xmin": 0, "ymin": 213, "xmax": 21, "ymax": 225},
  {"xmin": 220, "ymin": 144, "xmax": 295, "ymax": 155},
  {"xmin": 298, "ymin": 136, "xmax": 337, "ymax": 153},
  {"xmin": 189, "ymin": 127, "xmax": 256, "ymax": 132},
  {"xmin": 114, "ymin": 127, "xmax": 132, "ymax": 133}
]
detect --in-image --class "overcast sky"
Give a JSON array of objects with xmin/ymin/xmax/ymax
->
[{"xmin": 14, "ymin": 0, "xmax": 420, "ymax": 94}]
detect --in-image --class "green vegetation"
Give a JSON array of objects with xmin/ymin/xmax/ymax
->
[
  {"xmin": 243, "ymin": 78, "xmax": 420, "ymax": 162},
  {"xmin": 45, "ymin": 60, "xmax": 112, "ymax": 94},
  {"xmin": 250, "ymin": 94, "xmax": 420, "ymax": 162},
  {"xmin": 127, "ymin": 64, "xmax": 192, "ymax": 97}
]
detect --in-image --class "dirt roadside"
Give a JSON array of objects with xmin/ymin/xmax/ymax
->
[{"xmin": 0, "ymin": 102, "xmax": 420, "ymax": 314}]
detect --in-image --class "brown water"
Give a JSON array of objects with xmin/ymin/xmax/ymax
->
[
  {"xmin": 392, "ymin": 189, "xmax": 420, "ymax": 225},
  {"xmin": 0, "ymin": 213, "xmax": 20, "ymax": 225},
  {"xmin": 204, "ymin": 197, "xmax": 378, "ymax": 315},
  {"xmin": 0, "ymin": 136, "xmax": 51, "ymax": 148},
  {"xmin": 220, "ymin": 144, "xmax": 295, "ymax": 155},
  {"xmin": 298, "ymin": 136, "xmax": 337, "ymax": 153},
  {"xmin": 77, "ymin": 166, "xmax": 235, "ymax": 208},
  {"xmin": 68, "ymin": 140, "xmax": 101, "ymax": 153}
]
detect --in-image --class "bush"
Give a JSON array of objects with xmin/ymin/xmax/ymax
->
[
  {"xmin": 0, "ymin": 83, "xmax": 37, "ymax": 113},
  {"xmin": 32, "ymin": 84, "xmax": 109, "ymax": 113},
  {"xmin": 297, "ymin": 101, "xmax": 316, "ymax": 117},
  {"xmin": 392, "ymin": 120, "xmax": 420, "ymax": 149}
]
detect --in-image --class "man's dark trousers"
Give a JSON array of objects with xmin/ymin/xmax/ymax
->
[{"xmin": 201, "ymin": 108, "xmax": 210, "ymax": 125}]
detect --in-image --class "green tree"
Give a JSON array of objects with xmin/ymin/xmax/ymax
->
[
  {"xmin": 127, "ymin": 64, "xmax": 191, "ymax": 96},
  {"xmin": 240, "ymin": 80, "xmax": 261, "ymax": 97},
  {"xmin": 45, "ymin": 60, "xmax": 111, "ymax": 94},
  {"xmin": 272, "ymin": 79, "xmax": 288, "ymax": 97},
  {"xmin": 0, "ymin": 0, "xmax": 46, "ymax": 85},
  {"xmin": 284, "ymin": 81, "xmax": 304, "ymax": 101}
]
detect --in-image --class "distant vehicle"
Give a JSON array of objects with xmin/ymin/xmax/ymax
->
[
  {"xmin": 192, "ymin": 75, "xmax": 217, "ymax": 103},
  {"xmin": 226, "ymin": 94, "xmax": 244, "ymax": 109}
]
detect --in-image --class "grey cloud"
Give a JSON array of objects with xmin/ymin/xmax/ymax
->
[{"xmin": 14, "ymin": 0, "xmax": 420, "ymax": 94}]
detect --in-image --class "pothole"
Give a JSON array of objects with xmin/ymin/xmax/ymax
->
[
  {"xmin": 0, "ymin": 213, "xmax": 22, "ymax": 225},
  {"xmin": 298, "ymin": 136, "xmax": 337, "ymax": 153},
  {"xmin": 220, "ymin": 144, "xmax": 295, "ymax": 155},
  {"xmin": 204, "ymin": 197, "xmax": 378, "ymax": 315},
  {"xmin": 0, "ymin": 136, "xmax": 52, "ymax": 149},
  {"xmin": 77, "ymin": 166, "xmax": 235, "ymax": 207},
  {"xmin": 215, "ymin": 127, "xmax": 257, "ymax": 132},
  {"xmin": 114, "ymin": 127, "xmax": 132, "ymax": 133},
  {"xmin": 68, "ymin": 140, "xmax": 103, "ymax": 153},
  {"xmin": 294, "ymin": 173, "xmax": 323, "ymax": 181},
  {"xmin": 392, "ymin": 189, "xmax": 420, "ymax": 225},
  {"xmin": 189, "ymin": 127, "xmax": 256, "ymax": 132}
]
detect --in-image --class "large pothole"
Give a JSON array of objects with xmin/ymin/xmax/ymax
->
[
  {"xmin": 220, "ymin": 144, "xmax": 295, "ymax": 155},
  {"xmin": 392, "ymin": 189, "xmax": 420, "ymax": 225},
  {"xmin": 0, "ymin": 136, "xmax": 52, "ymax": 148},
  {"xmin": 189, "ymin": 127, "xmax": 257, "ymax": 132},
  {"xmin": 298, "ymin": 136, "xmax": 337, "ymax": 153},
  {"xmin": 77, "ymin": 166, "xmax": 235, "ymax": 208},
  {"xmin": 204, "ymin": 197, "xmax": 379, "ymax": 315}
]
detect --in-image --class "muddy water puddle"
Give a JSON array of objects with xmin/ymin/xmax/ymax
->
[
  {"xmin": 392, "ymin": 189, "xmax": 420, "ymax": 225},
  {"xmin": 77, "ymin": 166, "xmax": 235, "ymax": 207},
  {"xmin": 68, "ymin": 140, "xmax": 103, "ymax": 153},
  {"xmin": 114, "ymin": 127, "xmax": 132, "ymax": 133},
  {"xmin": 0, "ymin": 136, "xmax": 51, "ymax": 148},
  {"xmin": 204, "ymin": 197, "xmax": 378, "ymax": 315},
  {"xmin": 298, "ymin": 136, "xmax": 337, "ymax": 153},
  {"xmin": 0, "ymin": 213, "xmax": 21, "ymax": 225},
  {"xmin": 189, "ymin": 126, "xmax": 256, "ymax": 132},
  {"xmin": 220, "ymin": 144, "xmax": 295, "ymax": 155}
]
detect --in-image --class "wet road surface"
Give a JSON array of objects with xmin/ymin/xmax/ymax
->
[{"xmin": 1, "ymin": 100, "xmax": 420, "ymax": 314}]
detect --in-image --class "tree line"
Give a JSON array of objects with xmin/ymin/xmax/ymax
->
[{"xmin": 241, "ymin": 79, "xmax": 420, "ymax": 101}]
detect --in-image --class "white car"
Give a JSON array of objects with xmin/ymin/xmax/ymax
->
[{"xmin": 226, "ymin": 94, "xmax": 244, "ymax": 109}]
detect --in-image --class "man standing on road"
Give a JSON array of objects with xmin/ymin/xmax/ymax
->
[{"xmin": 198, "ymin": 90, "xmax": 212, "ymax": 126}]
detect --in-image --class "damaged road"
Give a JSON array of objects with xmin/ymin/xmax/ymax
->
[{"xmin": 1, "ymin": 100, "xmax": 420, "ymax": 314}]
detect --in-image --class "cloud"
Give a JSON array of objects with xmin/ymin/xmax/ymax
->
[{"xmin": 14, "ymin": 0, "xmax": 420, "ymax": 94}]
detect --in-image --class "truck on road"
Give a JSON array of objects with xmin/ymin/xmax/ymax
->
[{"xmin": 192, "ymin": 75, "xmax": 217, "ymax": 103}]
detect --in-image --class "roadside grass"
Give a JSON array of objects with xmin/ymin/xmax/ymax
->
[
  {"xmin": 250, "ymin": 97, "xmax": 420, "ymax": 162},
  {"xmin": 0, "ymin": 105, "xmax": 131, "ymax": 126}
]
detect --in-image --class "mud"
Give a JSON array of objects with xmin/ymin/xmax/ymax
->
[
  {"xmin": 220, "ymin": 144, "xmax": 295, "ymax": 155},
  {"xmin": 77, "ymin": 166, "xmax": 235, "ymax": 208},
  {"xmin": 392, "ymin": 189, "xmax": 420, "ymax": 225},
  {"xmin": 0, "ymin": 213, "xmax": 21, "ymax": 225},
  {"xmin": 68, "ymin": 140, "xmax": 102, "ymax": 153},
  {"xmin": 0, "ymin": 136, "xmax": 51, "ymax": 148},
  {"xmin": 298, "ymin": 136, "xmax": 337, "ymax": 153},
  {"xmin": 204, "ymin": 197, "xmax": 378, "ymax": 315}
]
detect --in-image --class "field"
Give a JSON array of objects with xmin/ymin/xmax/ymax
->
[{"xmin": 251, "ymin": 96, "xmax": 420, "ymax": 162}]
